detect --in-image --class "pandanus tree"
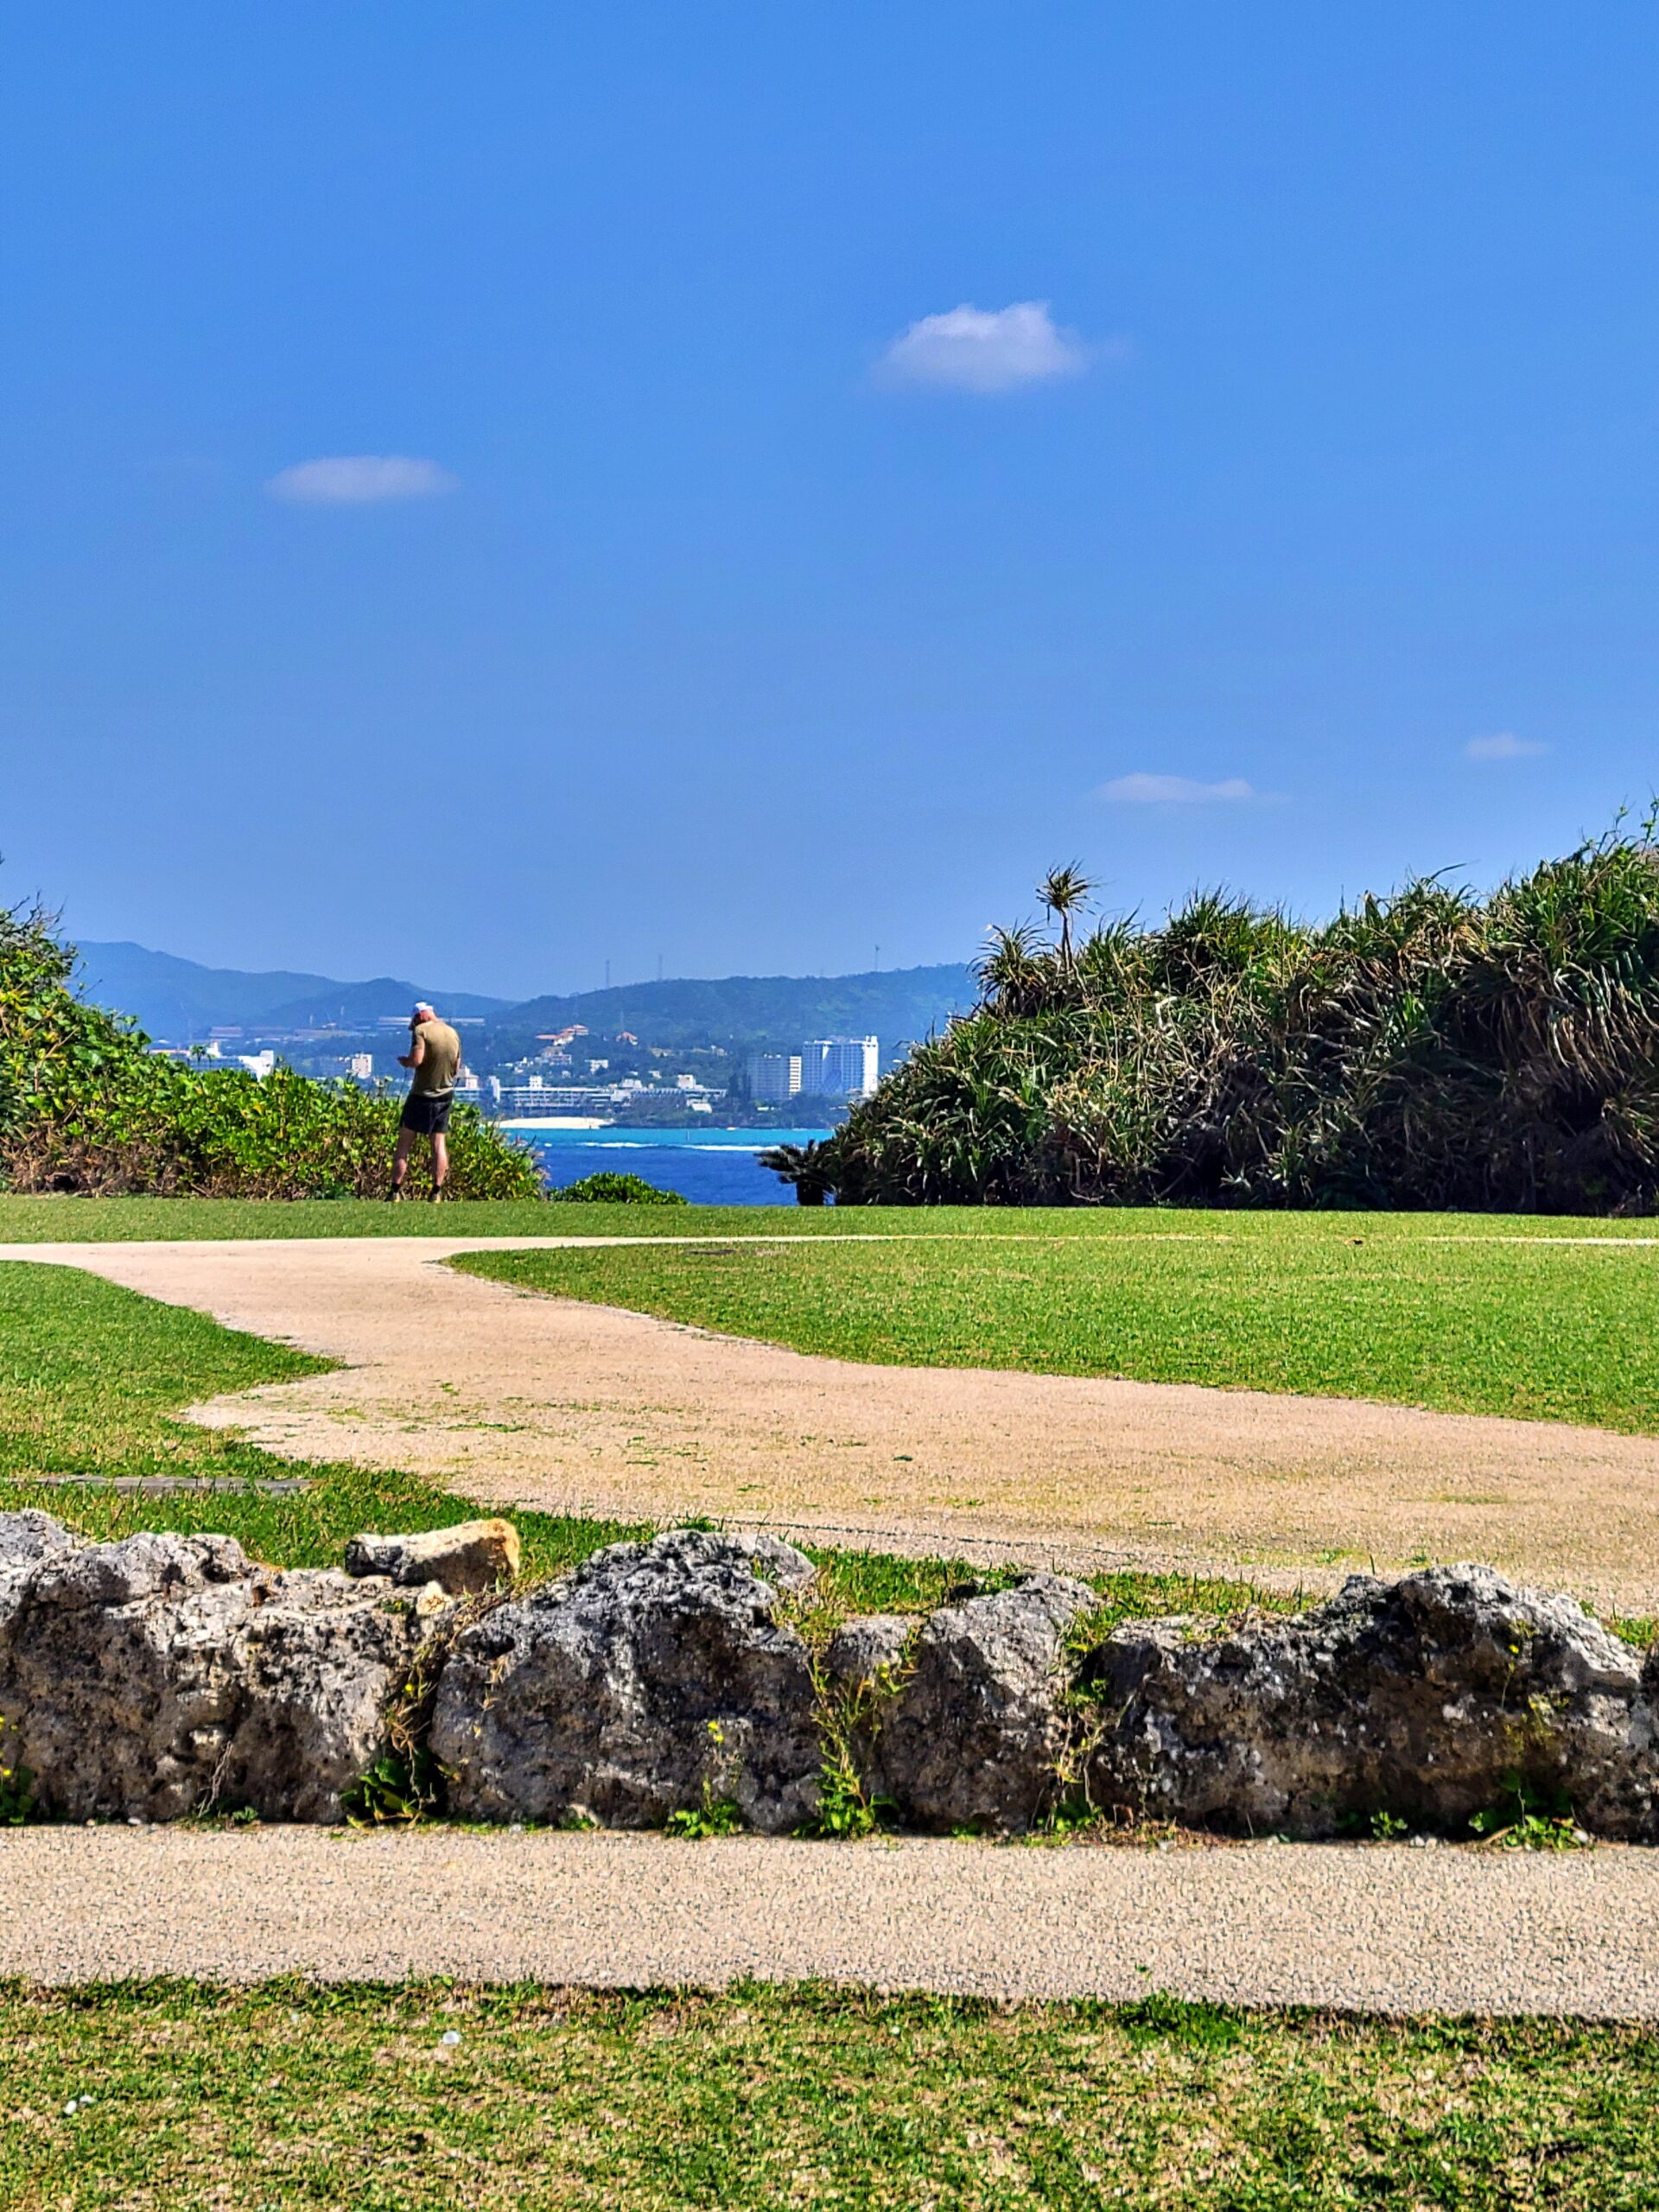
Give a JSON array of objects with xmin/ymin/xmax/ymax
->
[
  {"xmin": 798, "ymin": 829, "xmax": 1659, "ymax": 1212},
  {"xmin": 1039, "ymin": 863, "xmax": 1094, "ymax": 969}
]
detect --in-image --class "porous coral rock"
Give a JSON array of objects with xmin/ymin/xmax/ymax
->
[
  {"xmin": 1086, "ymin": 1564, "xmax": 1659, "ymax": 1839},
  {"xmin": 345, "ymin": 1517, "xmax": 520, "ymax": 1595},
  {"xmin": 0, "ymin": 1509, "xmax": 79, "ymax": 1630},
  {"xmin": 822, "ymin": 1614, "xmax": 913, "ymax": 1688},
  {"xmin": 874, "ymin": 1573, "xmax": 1096, "ymax": 1833},
  {"xmin": 430, "ymin": 1528, "xmax": 820, "ymax": 1833},
  {"xmin": 0, "ymin": 1527, "xmax": 448, "ymax": 1822}
]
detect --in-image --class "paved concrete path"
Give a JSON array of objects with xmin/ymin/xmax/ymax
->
[
  {"xmin": 9, "ymin": 1233, "xmax": 1659, "ymax": 1604},
  {"xmin": 3, "ymin": 1827, "xmax": 1657, "ymax": 2018}
]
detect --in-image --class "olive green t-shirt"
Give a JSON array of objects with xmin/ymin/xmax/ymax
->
[{"xmin": 410, "ymin": 1019, "xmax": 461, "ymax": 1100}]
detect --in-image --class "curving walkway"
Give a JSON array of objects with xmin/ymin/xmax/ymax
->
[{"xmin": 9, "ymin": 1234, "xmax": 1659, "ymax": 1606}]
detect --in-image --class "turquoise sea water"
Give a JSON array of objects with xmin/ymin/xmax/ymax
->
[{"xmin": 513, "ymin": 1125, "xmax": 832, "ymax": 1205}]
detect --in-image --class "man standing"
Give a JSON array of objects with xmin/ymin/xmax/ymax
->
[{"xmin": 390, "ymin": 1001, "xmax": 462, "ymax": 1200}]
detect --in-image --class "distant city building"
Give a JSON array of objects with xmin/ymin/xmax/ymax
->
[
  {"xmin": 348, "ymin": 1052, "xmax": 373, "ymax": 1080},
  {"xmin": 494, "ymin": 1079, "xmax": 726, "ymax": 1117},
  {"xmin": 237, "ymin": 1050, "xmax": 276, "ymax": 1079},
  {"xmin": 748, "ymin": 1051, "xmax": 803, "ymax": 1103},
  {"xmin": 496, "ymin": 1084, "xmax": 620, "ymax": 1116},
  {"xmin": 800, "ymin": 1036, "xmax": 879, "ymax": 1102}
]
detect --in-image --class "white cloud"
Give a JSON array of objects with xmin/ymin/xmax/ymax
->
[
  {"xmin": 265, "ymin": 455, "xmax": 458, "ymax": 505},
  {"xmin": 876, "ymin": 301, "xmax": 1090, "ymax": 393},
  {"xmin": 1465, "ymin": 731, "xmax": 1548, "ymax": 761},
  {"xmin": 1095, "ymin": 772, "xmax": 1256, "ymax": 804}
]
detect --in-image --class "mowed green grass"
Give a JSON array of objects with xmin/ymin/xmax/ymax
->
[
  {"xmin": 457, "ymin": 1219, "xmax": 1659, "ymax": 1433},
  {"xmin": 0, "ymin": 1260, "xmax": 654, "ymax": 1584},
  {"xmin": 0, "ymin": 1193, "xmax": 779, "ymax": 1241},
  {"xmin": 6, "ymin": 1980, "xmax": 1659, "ymax": 2211},
  {"xmin": 0, "ymin": 1261, "xmax": 1275, "ymax": 1625},
  {"xmin": 3, "ymin": 1191, "xmax": 1659, "ymax": 1244}
]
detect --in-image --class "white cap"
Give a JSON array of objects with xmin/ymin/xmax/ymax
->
[{"xmin": 412, "ymin": 1001, "xmax": 435, "ymax": 1020}]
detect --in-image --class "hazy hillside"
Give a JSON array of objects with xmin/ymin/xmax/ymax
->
[
  {"xmin": 253, "ymin": 977, "xmax": 511, "ymax": 1030},
  {"xmin": 76, "ymin": 942, "xmax": 508, "ymax": 1039},
  {"xmin": 75, "ymin": 941, "xmax": 978, "ymax": 1052},
  {"xmin": 486, "ymin": 964, "xmax": 976, "ymax": 1052}
]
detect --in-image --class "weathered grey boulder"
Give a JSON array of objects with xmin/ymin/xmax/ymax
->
[
  {"xmin": 346, "ymin": 1517, "xmax": 520, "ymax": 1595},
  {"xmin": 217, "ymin": 1567, "xmax": 452, "ymax": 1821},
  {"xmin": 0, "ymin": 1510, "xmax": 74, "ymax": 1573},
  {"xmin": 1087, "ymin": 1564, "xmax": 1659, "ymax": 1840},
  {"xmin": 823, "ymin": 1614, "xmax": 913, "ymax": 1689},
  {"xmin": 0, "ymin": 1510, "xmax": 79, "ymax": 1631},
  {"xmin": 431, "ymin": 1528, "xmax": 820, "ymax": 1833},
  {"xmin": 0, "ymin": 1529, "xmax": 449, "ymax": 1822},
  {"xmin": 874, "ymin": 1573, "xmax": 1096, "ymax": 1833}
]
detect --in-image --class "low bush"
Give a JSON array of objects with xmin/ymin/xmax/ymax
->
[
  {"xmin": 546, "ymin": 1171, "xmax": 687, "ymax": 1205},
  {"xmin": 811, "ymin": 828, "xmax": 1659, "ymax": 1212},
  {"xmin": 0, "ymin": 897, "xmax": 542, "ymax": 1199}
]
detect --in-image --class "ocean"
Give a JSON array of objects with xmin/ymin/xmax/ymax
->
[{"xmin": 508, "ymin": 1124, "xmax": 833, "ymax": 1206}]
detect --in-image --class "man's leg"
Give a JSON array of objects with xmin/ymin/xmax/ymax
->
[
  {"xmin": 390, "ymin": 1126, "xmax": 416, "ymax": 1197},
  {"xmin": 430, "ymin": 1131, "xmax": 448, "ymax": 1198}
]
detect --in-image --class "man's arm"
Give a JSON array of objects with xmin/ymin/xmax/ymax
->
[{"xmin": 397, "ymin": 1031, "xmax": 427, "ymax": 1072}]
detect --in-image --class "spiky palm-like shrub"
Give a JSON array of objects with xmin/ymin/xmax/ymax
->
[
  {"xmin": 0, "ymin": 897, "xmax": 543, "ymax": 1199},
  {"xmin": 813, "ymin": 833, "xmax": 1659, "ymax": 1213}
]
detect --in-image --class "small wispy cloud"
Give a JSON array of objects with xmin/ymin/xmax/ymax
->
[
  {"xmin": 265, "ymin": 455, "xmax": 458, "ymax": 505},
  {"xmin": 1465, "ymin": 731, "xmax": 1548, "ymax": 761},
  {"xmin": 1095, "ymin": 772, "xmax": 1256, "ymax": 805},
  {"xmin": 876, "ymin": 301, "xmax": 1092, "ymax": 393}
]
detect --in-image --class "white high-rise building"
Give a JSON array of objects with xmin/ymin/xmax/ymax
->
[
  {"xmin": 747, "ymin": 1051, "xmax": 803, "ymax": 1103},
  {"xmin": 800, "ymin": 1036, "xmax": 880, "ymax": 1102}
]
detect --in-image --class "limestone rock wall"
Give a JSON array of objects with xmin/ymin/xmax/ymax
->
[{"xmin": 5, "ymin": 1510, "xmax": 1659, "ymax": 1840}]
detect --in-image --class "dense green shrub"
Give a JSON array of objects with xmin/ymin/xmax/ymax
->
[
  {"xmin": 0, "ymin": 898, "xmax": 543, "ymax": 1199},
  {"xmin": 546, "ymin": 1171, "xmax": 688, "ymax": 1205},
  {"xmin": 807, "ymin": 831, "xmax": 1659, "ymax": 1213}
]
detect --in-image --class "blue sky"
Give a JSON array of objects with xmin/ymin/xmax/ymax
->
[{"xmin": 4, "ymin": 4, "xmax": 1657, "ymax": 998}]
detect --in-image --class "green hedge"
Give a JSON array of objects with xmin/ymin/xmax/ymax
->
[
  {"xmin": 810, "ymin": 831, "xmax": 1659, "ymax": 1213},
  {"xmin": 0, "ymin": 899, "xmax": 542, "ymax": 1200},
  {"xmin": 546, "ymin": 1171, "xmax": 688, "ymax": 1205}
]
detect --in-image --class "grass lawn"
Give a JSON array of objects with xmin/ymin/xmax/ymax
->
[
  {"xmin": 5, "ymin": 1980, "xmax": 1658, "ymax": 2210},
  {"xmin": 0, "ymin": 1259, "xmax": 1275, "ymax": 1626},
  {"xmin": 0, "ymin": 1193, "xmax": 795, "ymax": 1241},
  {"xmin": 4, "ymin": 1191, "xmax": 1659, "ymax": 1245},
  {"xmin": 457, "ymin": 1217, "xmax": 1659, "ymax": 1434},
  {"xmin": 0, "ymin": 1258, "xmax": 655, "ymax": 1586}
]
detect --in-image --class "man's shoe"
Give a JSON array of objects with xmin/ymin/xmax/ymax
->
[
  {"xmin": 386, "ymin": 1187, "xmax": 406, "ymax": 1203},
  {"xmin": 429, "ymin": 1188, "xmax": 446, "ymax": 1203}
]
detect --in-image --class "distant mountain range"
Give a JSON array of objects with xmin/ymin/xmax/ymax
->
[
  {"xmin": 75, "ymin": 940, "xmax": 978, "ymax": 1049},
  {"xmin": 75, "ymin": 943, "xmax": 509, "ymax": 1041},
  {"xmin": 487, "ymin": 967, "xmax": 976, "ymax": 1052}
]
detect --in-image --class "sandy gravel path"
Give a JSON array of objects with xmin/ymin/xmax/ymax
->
[
  {"xmin": 3, "ymin": 1827, "xmax": 1656, "ymax": 2016},
  {"xmin": 9, "ymin": 1234, "xmax": 1659, "ymax": 1605}
]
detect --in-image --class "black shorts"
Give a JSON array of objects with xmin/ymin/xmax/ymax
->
[{"xmin": 400, "ymin": 1094, "xmax": 454, "ymax": 1136}]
